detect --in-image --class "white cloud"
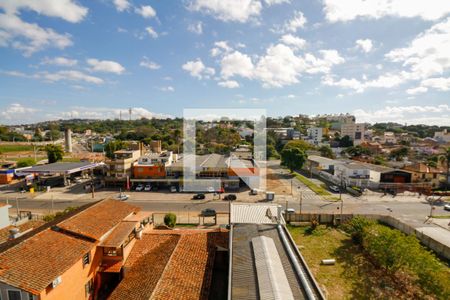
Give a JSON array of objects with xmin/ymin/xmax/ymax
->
[
  {"xmin": 0, "ymin": 70, "xmax": 28, "ymax": 77},
  {"xmin": 279, "ymin": 34, "xmax": 306, "ymax": 50},
  {"xmin": 0, "ymin": 13, "xmax": 72, "ymax": 56},
  {"xmin": 406, "ymin": 86, "xmax": 428, "ymax": 95},
  {"xmin": 218, "ymin": 80, "xmax": 240, "ymax": 88},
  {"xmin": 353, "ymin": 104, "xmax": 450, "ymax": 125},
  {"xmin": 41, "ymin": 56, "xmax": 77, "ymax": 67},
  {"xmin": 355, "ymin": 39, "xmax": 373, "ymax": 53},
  {"xmin": 135, "ymin": 5, "xmax": 157, "ymax": 19},
  {"xmin": 210, "ymin": 40, "xmax": 233, "ymax": 57},
  {"xmin": 188, "ymin": 21, "xmax": 203, "ymax": 34},
  {"xmin": 323, "ymin": 0, "xmax": 450, "ymax": 22},
  {"xmin": 39, "ymin": 70, "xmax": 104, "ymax": 84},
  {"xmin": 113, "ymin": 0, "xmax": 131, "ymax": 12},
  {"xmin": 221, "ymin": 51, "xmax": 254, "ymax": 79},
  {"xmin": 145, "ymin": 26, "xmax": 159, "ymax": 38},
  {"xmin": 283, "ymin": 10, "xmax": 307, "ymax": 32},
  {"xmin": 287, "ymin": 94, "xmax": 295, "ymax": 98},
  {"xmin": 0, "ymin": 103, "xmax": 39, "ymax": 122},
  {"xmin": 87, "ymin": 59, "xmax": 125, "ymax": 74},
  {"xmin": 182, "ymin": 59, "xmax": 215, "ymax": 79},
  {"xmin": 188, "ymin": 0, "xmax": 262, "ymax": 22},
  {"xmin": 264, "ymin": 0, "xmax": 290, "ymax": 5},
  {"xmin": 322, "ymin": 72, "xmax": 409, "ymax": 93},
  {"xmin": 57, "ymin": 106, "xmax": 172, "ymax": 121},
  {"xmin": 140, "ymin": 58, "xmax": 161, "ymax": 70},
  {"xmin": 159, "ymin": 86, "xmax": 175, "ymax": 92},
  {"xmin": 421, "ymin": 77, "xmax": 450, "ymax": 91},
  {"xmin": 0, "ymin": 0, "xmax": 88, "ymax": 23}
]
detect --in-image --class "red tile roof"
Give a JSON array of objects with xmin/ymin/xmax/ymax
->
[
  {"xmin": 108, "ymin": 229, "xmax": 228, "ymax": 300},
  {"xmin": 58, "ymin": 199, "xmax": 139, "ymax": 240},
  {"xmin": 99, "ymin": 221, "xmax": 138, "ymax": 248},
  {"xmin": 0, "ymin": 220, "xmax": 45, "ymax": 245},
  {"xmin": 0, "ymin": 228, "xmax": 94, "ymax": 294}
]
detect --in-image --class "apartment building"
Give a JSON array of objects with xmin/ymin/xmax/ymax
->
[
  {"xmin": 434, "ymin": 129, "xmax": 450, "ymax": 143},
  {"xmin": 107, "ymin": 149, "xmax": 142, "ymax": 180},
  {"xmin": 341, "ymin": 123, "xmax": 365, "ymax": 145},
  {"xmin": 133, "ymin": 151, "xmax": 176, "ymax": 179},
  {"xmin": 306, "ymin": 127, "xmax": 323, "ymax": 145},
  {"xmin": 0, "ymin": 200, "xmax": 151, "ymax": 300}
]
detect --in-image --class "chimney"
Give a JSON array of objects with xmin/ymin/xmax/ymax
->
[{"xmin": 65, "ymin": 128, "xmax": 72, "ymax": 153}]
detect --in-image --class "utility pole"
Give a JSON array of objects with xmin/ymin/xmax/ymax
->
[
  {"xmin": 15, "ymin": 197, "xmax": 19, "ymax": 219},
  {"xmin": 299, "ymin": 188, "xmax": 303, "ymax": 216}
]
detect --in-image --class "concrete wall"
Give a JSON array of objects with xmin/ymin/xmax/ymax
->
[
  {"xmin": 0, "ymin": 282, "xmax": 34, "ymax": 300},
  {"xmin": 0, "ymin": 205, "xmax": 11, "ymax": 229}
]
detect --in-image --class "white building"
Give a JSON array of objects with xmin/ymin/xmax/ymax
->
[
  {"xmin": 0, "ymin": 203, "xmax": 12, "ymax": 229},
  {"xmin": 306, "ymin": 127, "xmax": 323, "ymax": 145},
  {"xmin": 434, "ymin": 129, "xmax": 450, "ymax": 143},
  {"xmin": 383, "ymin": 132, "xmax": 397, "ymax": 144}
]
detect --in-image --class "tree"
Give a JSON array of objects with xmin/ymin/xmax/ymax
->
[
  {"xmin": 104, "ymin": 140, "xmax": 124, "ymax": 159},
  {"xmin": 280, "ymin": 147, "xmax": 307, "ymax": 172},
  {"xmin": 438, "ymin": 147, "xmax": 450, "ymax": 190},
  {"xmin": 164, "ymin": 213, "xmax": 177, "ymax": 228},
  {"xmin": 346, "ymin": 145, "xmax": 371, "ymax": 158},
  {"xmin": 339, "ymin": 135, "xmax": 353, "ymax": 147},
  {"xmin": 283, "ymin": 140, "xmax": 312, "ymax": 152},
  {"xmin": 318, "ymin": 145, "xmax": 334, "ymax": 158},
  {"xmin": 45, "ymin": 144, "xmax": 64, "ymax": 163},
  {"xmin": 389, "ymin": 146, "xmax": 409, "ymax": 161}
]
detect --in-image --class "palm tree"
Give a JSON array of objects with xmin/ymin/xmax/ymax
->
[{"xmin": 438, "ymin": 147, "xmax": 450, "ymax": 191}]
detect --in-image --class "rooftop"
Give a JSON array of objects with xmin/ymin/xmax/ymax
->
[
  {"xmin": 20, "ymin": 162, "xmax": 100, "ymax": 175},
  {"xmin": 0, "ymin": 220, "xmax": 45, "ymax": 245},
  {"xmin": 231, "ymin": 203, "xmax": 283, "ymax": 224},
  {"xmin": 0, "ymin": 228, "xmax": 94, "ymax": 295},
  {"xmin": 58, "ymin": 199, "xmax": 139, "ymax": 241},
  {"xmin": 99, "ymin": 221, "xmax": 138, "ymax": 248},
  {"xmin": 109, "ymin": 229, "xmax": 228, "ymax": 300},
  {"xmin": 307, "ymin": 155, "xmax": 342, "ymax": 165}
]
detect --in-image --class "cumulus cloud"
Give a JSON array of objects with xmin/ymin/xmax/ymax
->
[
  {"xmin": 159, "ymin": 86, "xmax": 175, "ymax": 92},
  {"xmin": 218, "ymin": 80, "xmax": 240, "ymax": 88},
  {"xmin": 135, "ymin": 5, "xmax": 157, "ymax": 18},
  {"xmin": 87, "ymin": 59, "xmax": 125, "ymax": 74},
  {"xmin": 188, "ymin": 21, "xmax": 203, "ymax": 34},
  {"xmin": 0, "ymin": 103, "xmax": 39, "ymax": 121},
  {"xmin": 39, "ymin": 70, "xmax": 104, "ymax": 84},
  {"xmin": 57, "ymin": 106, "xmax": 173, "ymax": 121},
  {"xmin": 283, "ymin": 10, "xmax": 307, "ymax": 32},
  {"xmin": 279, "ymin": 34, "xmax": 306, "ymax": 50},
  {"xmin": 41, "ymin": 56, "xmax": 78, "ymax": 67},
  {"xmin": 264, "ymin": 0, "xmax": 290, "ymax": 5},
  {"xmin": 406, "ymin": 86, "xmax": 428, "ymax": 95},
  {"xmin": 113, "ymin": 0, "xmax": 131, "ymax": 12},
  {"xmin": 188, "ymin": 0, "xmax": 262, "ymax": 23},
  {"xmin": 145, "ymin": 26, "xmax": 159, "ymax": 38},
  {"xmin": 355, "ymin": 39, "xmax": 373, "ymax": 53},
  {"xmin": 182, "ymin": 59, "xmax": 215, "ymax": 79},
  {"xmin": 353, "ymin": 104, "xmax": 450, "ymax": 125},
  {"xmin": 323, "ymin": 0, "xmax": 450, "ymax": 22},
  {"xmin": 221, "ymin": 51, "xmax": 254, "ymax": 79}
]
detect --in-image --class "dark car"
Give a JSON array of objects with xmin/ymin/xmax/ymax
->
[
  {"xmin": 224, "ymin": 194, "xmax": 237, "ymax": 201},
  {"xmin": 201, "ymin": 208, "xmax": 216, "ymax": 216},
  {"xmin": 192, "ymin": 193, "xmax": 206, "ymax": 200}
]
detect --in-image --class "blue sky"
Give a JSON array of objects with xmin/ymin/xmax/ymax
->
[{"xmin": 0, "ymin": 0, "xmax": 449, "ymax": 125}]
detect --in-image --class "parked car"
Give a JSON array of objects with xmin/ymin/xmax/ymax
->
[
  {"xmin": 116, "ymin": 193, "xmax": 129, "ymax": 201},
  {"xmin": 201, "ymin": 208, "xmax": 216, "ymax": 216},
  {"xmin": 329, "ymin": 185, "xmax": 340, "ymax": 193},
  {"xmin": 444, "ymin": 204, "xmax": 450, "ymax": 211},
  {"xmin": 224, "ymin": 194, "xmax": 237, "ymax": 201},
  {"xmin": 170, "ymin": 186, "xmax": 177, "ymax": 193},
  {"xmin": 135, "ymin": 184, "xmax": 144, "ymax": 191},
  {"xmin": 192, "ymin": 193, "xmax": 206, "ymax": 200},
  {"xmin": 285, "ymin": 208, "xmax": 295, "ymax": 214},
  {"xmin": 250, "ymin": 189, "xmax": 258, "ymax": 195},
  {"xmin": 207, "ymin": 187, "xmax": 215, "ymax": 193},
  {"xmin": 144, "ymin": 184, "xmax": 152, "ymax": 191}
]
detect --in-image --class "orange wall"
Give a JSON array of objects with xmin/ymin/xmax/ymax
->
[
  {"xmin": 133, "ymin": 165, "xmax": 165, "ymax": 178},
  {"xmin": 227, "ymin": 167, "xmax": 259, "ymax": 177},
  {"xmin": 40, "ymin": 245, "xmax": 102, "ymax": 300}
]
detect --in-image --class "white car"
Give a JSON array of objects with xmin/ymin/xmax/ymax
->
[
  {"xmin": 144, "ymin": 184, "xmax": 152, "ymax": 191},
  {"xmin": 170, "ymin": 186, "xmax": 177, "ymax": 193},
  {"xmin": 207, "ymin": 187, "xmax": 215, "ymax": 193},
  {"xmin": 444, "ymin": 204, "xmax": 450, "ymax": 211},
  {"xmin": 135, "ymin": 184, "xmax": 144, "ymax": 191},
  {"xmin": 116, "ymin": 193, "xmax": 129, "ymax": 201},
  {"xmin": 285, "ymin": 208, "xmax": 296, "ymax": 214}
]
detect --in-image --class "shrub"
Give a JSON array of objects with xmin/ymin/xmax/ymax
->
[
  {"xmin": 164, "ymin": 213, "xmax": 177, "ymax": 228},
  {"xmin": 16, "ymin": 158, "xmax": 36, "ymax": 168},
  {"xmin": 342, "ymin": 216, "xmax": 375, "ymax": 244}
]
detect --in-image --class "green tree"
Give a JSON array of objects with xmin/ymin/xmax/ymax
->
[
  {"xmin": 339, "ymin": 135, "xmax": 353, "ymax": 147},
  {"xmin": 164, "ymin": 213, "xmax": 177, "ymax": 228},
  {"xmin": 280, "ymin": 147, "xmax": 307, "ymax": 172},
  {"xmin": 283, "ymin": 140, "xmax": 312, "ymax": 152},
  {"xmin": 389, "ymin": 146, "xmax": 409, "ymax": 161},
  {"xmin": 318, "ymin": 145, "xmax": 334, "ymax": 158},
  {"xmin": 104, "ymin": 140, "xmax": 124, "ymax": 159},
  {"xmin": 16, "ymin": 158, "xmax": 36, "ymax": 168},
  {"xmin": 346, "ymin": 145, "xmax": 371, "ymax": 158},
  {"xmin": 45, "ymin": 144, "xmax": 64, "ymax": 163},
  {"xmin": 438, "ymin": 147, "xmax": 450, "ymax": 190}
]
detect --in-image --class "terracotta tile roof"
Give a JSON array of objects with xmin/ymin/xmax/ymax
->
[
  {"xmin": 0, "ymin": 220, "xmax": 46, "ymax": 245},
  {"xmin": 99, "ymin": 221, "xmax": 138, "ymax": 248},
  {"xmin": 0, "ymin": 228, "xmax": 94, "ymax": 294},
  {"xmin": 101, "ymin": 259, "xmax": 123, "ymax": 273},
  {"xmin": 58, "ymin": 199, "xmax": 139, "ymax": 240},
  {"xmin": 123, "ymin": 211, "xmax": 152, "ymax": 222},
  {"xmin": 108, "ymin": 229, "xmax": 228, "ymax": 300}
]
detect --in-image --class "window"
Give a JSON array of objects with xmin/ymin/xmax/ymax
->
[
  {"xmin": 7, "ymin": 290, "xmax": 21, "ymax": 300},
  {"xmin": 85, "ymin": 279, "xmax": 93, "ymax": 298},
  {"xmin": 28, "ymin": 294, "xmax": 34, "ymax": 300},
  {"xmin": 82, "ymin": 252, "xmax": 90, "ymax": 268}
]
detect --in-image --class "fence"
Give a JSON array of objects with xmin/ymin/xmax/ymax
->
[
  {"xmin": 285, "ymin": 213, "xmax": 450, "ymax": 260},
  {"xmin": 152, "ymin": 211, "xmax": 229, "ymax": 226}
]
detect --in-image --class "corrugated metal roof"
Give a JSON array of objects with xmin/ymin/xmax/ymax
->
[{"xmin": 231, "ymin": 203, "xmax": 283, "ymax": 225}]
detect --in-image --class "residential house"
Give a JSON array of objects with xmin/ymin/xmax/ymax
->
[
  {"xmin": 434, "ymin": 129, "xmax": 450, "ymax": 143},
  {"xmin": 403, "ymin": 163, "xmax": 446, "ymax": 188},
  {"xmin": 341, "ymin": 123, "xmax": 365, "ymax": 145}
]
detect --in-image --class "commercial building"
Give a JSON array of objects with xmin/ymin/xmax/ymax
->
[
  {"xmin": 340, "ymin": 123, "xmax": 365, "ymax": 145},
  {"xmin": 106, "ymin": 149, "xmax": 142, "ymax": 182},
  {"xmin": 133, "ymin": 151, "xmax": 176, "ymax": 179},
  {"xmin": 403, "ymin": 163, "xmax": 446, "ymax": 188}
]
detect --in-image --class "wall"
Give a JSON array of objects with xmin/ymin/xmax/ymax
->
[
  {"xmin": 0, "ymin": 205, "xmax": 11, "ymax": 229},
  {"xmin": 0, "ymin": 282, "xmax": 34, "ymax": 300},
  {"xmin": 133, "ymin": 165, "xmax": 166, "ymax": 178}
]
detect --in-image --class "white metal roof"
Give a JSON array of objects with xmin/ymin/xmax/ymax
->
[{"xmin": 231, "ymin": 203, "xmax": 283, "ymax": 224}]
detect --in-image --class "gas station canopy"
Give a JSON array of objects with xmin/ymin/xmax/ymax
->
[{"xmin": 20, "ymin": 162, "xmax": 102, "ymax": 175}]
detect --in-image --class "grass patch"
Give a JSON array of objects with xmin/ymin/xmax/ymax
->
[
  {"xmin": 293, "ymin": 172, "xmax": 332, "ymax": 196},
  {"xmin": 287, "ymin": 224, "xmax": 429, "ymax": 299},
  {"xmin": 62, "ymin": 157, "xmax": 82, "ymax": 162},
  {"xmin": 175, "ymin": 223, "xmax": 199, "ymax": 228},
  {"xmin": 0, "ymin": 144, "xmax": 34, "ymax": 153},
  {"xmin": 432, "ymin": 215, "xmax": 450, "ymax": 219}
]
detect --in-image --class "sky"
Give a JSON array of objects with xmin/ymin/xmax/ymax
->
[{"xmin": 0, "ymin": 0, "xmax": 450, "ymax": 125}]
